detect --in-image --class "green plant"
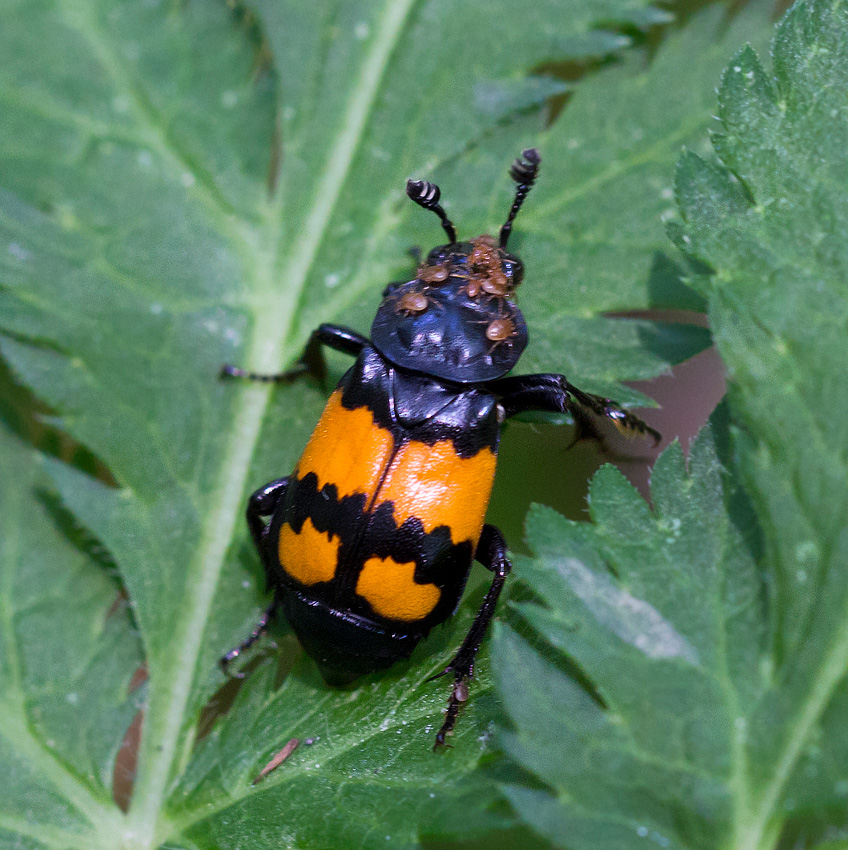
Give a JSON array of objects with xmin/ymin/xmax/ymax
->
[{"xmin": 1, "ymin": 1, "xmax": 846, "ymax": 848}]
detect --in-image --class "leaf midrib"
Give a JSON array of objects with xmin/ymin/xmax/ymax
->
[
  {"xmin": 728, "ymin": 417, "xmax": 848, "ymax": 847},
  {"xmin": 64, "ymin": 1, "xmax": 420, "ymax": 847},
  {"xmin": 732, "ymin": 602, "xmax": 848, "ymax": 850}
]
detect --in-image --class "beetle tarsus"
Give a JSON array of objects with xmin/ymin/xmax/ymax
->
[
  {"xmin": 430, "ymin": 524, "xmax": 511, "ymax": 748},
  {"xmin": 434, "ymin": 678, "xmax": 468, "ymax": 750},
  {"xmin": 220, "ymin": 363, "xmax": 309, "ymax": 382},
  {"xmin": 220, "ymin": 477, "xmax": 292, "ymax": 679},
  {"xmin": 220, "ymin": 604, "xmax": 275, "ymax": 678},
  {"xmin": 220, "ymin": 323, "xmax": 369, "ymax": 388},
  {"xmin": 486, "ymin": 372, "xmax": 661, "ymax": 449}
]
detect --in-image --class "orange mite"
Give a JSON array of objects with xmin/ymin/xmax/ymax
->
[
  {"xmin": 485, "ymin": 316, "xmax": 517, "ymax": 349},
  {"xmin": 416, "ymin": 261, "xmax": 451, "ymax": 285},
  {"xmin": 394, "ymin": 290, "xmax": 430, "ymax": 315}
]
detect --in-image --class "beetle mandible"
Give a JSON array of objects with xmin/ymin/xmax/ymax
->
[{"xmin": 221, "ymin": 149, "xmax": 659, "ymax": 748}]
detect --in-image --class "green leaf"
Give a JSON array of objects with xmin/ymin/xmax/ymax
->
[
  {"xmin": 497, "ymin": 426, "xmax": 762, "ymax": 850},
  {"xmin": 0, "ymin": 418, "xmax": 143, "ymax": 847},
  {"xmin": 0, "ymin": 0, "xmax": 702, "ymax": 847},
  {"xmin": 498, "ymin": 2, "xmax": 848, "ymax": 848},
  {"xmin": 167, "ymin": 621, "xmax": 499, "ymax": 850}
]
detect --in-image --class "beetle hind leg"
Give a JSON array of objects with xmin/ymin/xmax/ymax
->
[
  {"xmin": 219, "ymin": 604, "xmax": 275, "ymax": 678},
  {"xmin": 431, "ymin": 524, "xmax": 511, "ymax": 749}
]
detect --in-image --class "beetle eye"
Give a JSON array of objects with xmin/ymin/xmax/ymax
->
[
  {"xmin": 501, "ymin": 257, "xmax": 524, "ymax": 286},
  {"xmin": 426, "ymin": 246, "xmax": 451, "ymax": 265}
]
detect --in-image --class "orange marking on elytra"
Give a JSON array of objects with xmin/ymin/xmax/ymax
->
[
  {"xmin": 296, "ymin": 391, "xmax": 394, "ymax": 499},
  {"xmin": 378, "ymin": 441, "xmax": 497, "ymax": 546},
  {"xmin": 356, "ymin": 556, "xmax": 441, "ymax": 621},
  {"xmin": 279, "ymin": 518, "xmax": 340, "ymax": 586}
]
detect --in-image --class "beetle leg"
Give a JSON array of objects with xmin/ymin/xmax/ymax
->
[
  {"xmin": 219, "ymin": 363, "xmax": 310, "ymax": 383},
  {"xmin": 246, "ymin": 477, "xmax": 290, "ymax": 552},
  {"xmin": 310, "ymin": 323, "xmax": 370, "ymax": 356},
  {"xmin": 486, "ymin": 372, "xmax": 660, "ymax": 444},
  {"xmin": 220, "ymin": 605, "xmax": 274, "ymax": 678},
  {"xmin": 221, "ymin": 323, "xmax": 370, "ymax": 385},
  {"xmin": 220, "ymin": 476, "xmax": 290, "ymax": 677},
  {"xmin": 432, "ymin": 524, "xmax": 511, "ymax": 749}
]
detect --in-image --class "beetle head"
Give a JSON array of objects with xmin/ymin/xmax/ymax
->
[{"xmin": 370, "ymin": 149, "xmax": 540, "ymax": 384}]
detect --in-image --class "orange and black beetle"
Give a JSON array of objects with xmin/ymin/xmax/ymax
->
[{"xmin": 222, "ymin": 150, "xmax": 659, "ymax": 747}]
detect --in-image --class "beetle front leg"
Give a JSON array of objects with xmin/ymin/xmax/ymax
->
[
  {"xmin": 488, "ymin": 372, "xmax": 660, "ymax": 444},
  {"xmin": 220, "ymin": 477, "xmax": 290, "ymax": 677},
  {"xmin": 221, "ymin": 323, "xmax": 370, "ymax": 384},
  {"xmin": 431, "ymin": 524, "xmax": 511, "ymax": 749}
]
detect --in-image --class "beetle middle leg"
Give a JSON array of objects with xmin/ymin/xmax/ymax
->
[
  {"xmin": 220, "ymin": 476, "xmax": 290, "ymax": 676},
  {"xmin": 431, "ymin": 524, "xmax": 511, "ymax": 749}
]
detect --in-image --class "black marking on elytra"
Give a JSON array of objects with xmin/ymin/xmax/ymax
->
[
  {"xmin": 280, "ymin": 475, "xmax": 367, "ymax": 541},
  {"xmin": 359, "ymin": 502, "xmax": 474, "ymax": 627},
  {"xmin": 270, "ymin": 471, "xmax": 475, "ymax": 631},
  {"xmin": 266, "ymin": 473, "xmax": 366, "ymax": 609}
]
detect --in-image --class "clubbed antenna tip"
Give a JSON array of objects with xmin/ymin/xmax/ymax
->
[
  {"xmin": 509, "ymin": 148, "xmax": 541, "ymax": 184},
  {"xmin": 500, "ymin": 148, "xmax": 541, "ymax": 249},
  {"xmin": 406, "ymin": 179, "xmax": 457, "ymax": 244}
]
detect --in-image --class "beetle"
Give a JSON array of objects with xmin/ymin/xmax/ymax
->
[{"xmin": 221, "ymin": 149, "xmax": 660, "ymax": 748}]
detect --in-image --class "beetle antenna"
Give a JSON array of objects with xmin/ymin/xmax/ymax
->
[
  {"xmin": 406, "ymin": 179, "xmax": 457, "ymax": 244},
  {"xmin": 499, "ymin": 148, "xmax": 540, "ymax": 249}
]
